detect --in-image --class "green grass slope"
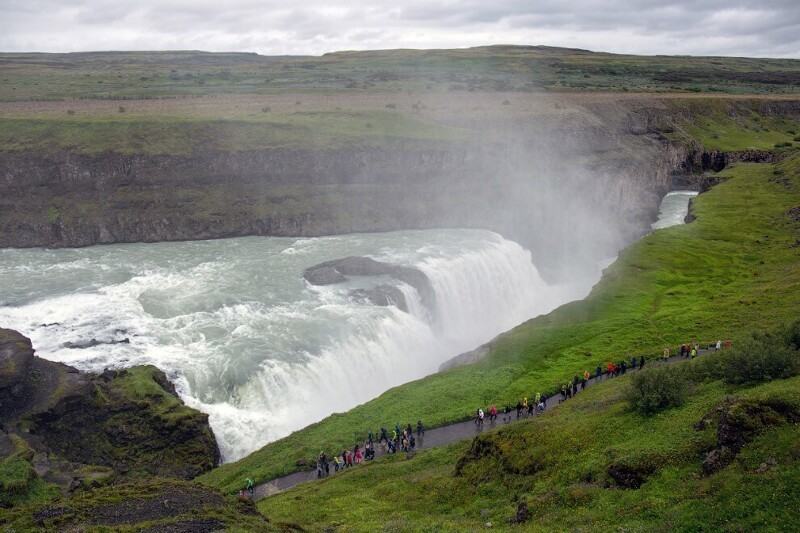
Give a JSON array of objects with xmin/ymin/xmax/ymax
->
[
  {"xmin": 199, "ymin": 151, "xmax": 800, "ymax": 494},
  {"xmin": 257, "ymin": 367, "xmax": 800, "ymax": 530}
]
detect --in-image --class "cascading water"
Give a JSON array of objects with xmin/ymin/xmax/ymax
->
[{"xmin": 0, "ymin": 229, "xmax": 602, "ymax": 461}]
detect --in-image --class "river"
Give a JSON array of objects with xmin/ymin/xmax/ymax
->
[{"xmin": 0, "ymin": 192, "xmax": 693, "ymax": 462}]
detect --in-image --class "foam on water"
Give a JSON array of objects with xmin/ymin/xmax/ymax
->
[{"xmin": 0, "ymin": 230, "xmax": 603, "ymax": 461}]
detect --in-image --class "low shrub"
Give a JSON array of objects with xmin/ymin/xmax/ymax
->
[
  {"xmin": 696, "ymin": 322, "xmax": 800, "ymax": 385},
  {"xmin": 719, "ymin": 340, "xmax": 800, "ymax": 386},
  {"xmin": 626, "ymin": 364, "xmax": 689, "ymax": 415}
]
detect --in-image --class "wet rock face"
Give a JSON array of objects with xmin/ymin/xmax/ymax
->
[
  {"xmin": 30, "ymin": 366, "xmax": 220, "ymax": 480},
  {"xmin": 350, "ymin": 284, "xmax": 408, "ymax": 312},
  {"xmin": 0, "ymin": 329, "xmax": 33, "ymax": 414},
  {"xmin": 303, "ymin": 265, "xmax": 346, "ymax": 285},
  {"xmin": 0, "ymin": 329, "xmax": 219, "ymax": 482}
]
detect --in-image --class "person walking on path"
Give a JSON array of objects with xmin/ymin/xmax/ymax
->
[
  {"xmin": 503, "ymin": 405, "xmax": 511, "ymax": 422},
  {"xmin": 640, "ymin": 355, "xmax": 645, "ymax": 368},
  {"xmin": 245, "ymin": 478, "xmax": 254, "ymax": 498},
  {"xmin": 596, "ymin": 364, "xmax": 603, "ymax": 380},
  {"xmin": 516, "ymin": 401, "xmax": 523, "ymax": 418},
  {"xmin": 379, "ymin": 427, "xmax": 388, "ymax": 443},
  {"xmin": 716, "ymin": 340, "xmax": 722, "ymax": 351},
  {"xmin": 663, "ymin": 347, "xmax": 670, "ymax": 362},
  {"xmin": 631, "ymin": 356, "xmax": 637, "ymax": 369},
  {"xmin": 417, "ymin": 420, "xmax": 424, "ymax": 437},
  {"xmin": 690, "ymin": 346, "xmax": 697, "ymax": 359},
  {"xmin": 534, "ymin": 392, "xmax": 541, "ymax": 406}
]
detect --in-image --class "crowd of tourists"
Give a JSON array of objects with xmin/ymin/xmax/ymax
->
[{"xmin": 313, "ymin": 421, "xmax": 426, "ymax": 479}]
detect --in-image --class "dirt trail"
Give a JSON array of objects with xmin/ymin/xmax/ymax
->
[{"xmin": 252, "ymin": 348, "xmax": 713, "ymax": 499}]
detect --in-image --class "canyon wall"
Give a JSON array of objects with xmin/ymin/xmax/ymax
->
[{"xmin": 3, "ymin": 98, "xmax": 796, "ymax": 278}]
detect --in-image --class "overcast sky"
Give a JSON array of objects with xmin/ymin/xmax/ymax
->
[{"xmin": 1, "ymin": 0, "xmax": 799, "ymax": 58}]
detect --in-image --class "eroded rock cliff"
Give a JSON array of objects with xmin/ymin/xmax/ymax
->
[{"xmin": 0, "ymin": 328, "xmax": 219, "ymax": 487}]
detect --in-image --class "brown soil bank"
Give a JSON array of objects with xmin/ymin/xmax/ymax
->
[{"xmin": 1, "ymin": 95, "xmax": 798, "ymax": 279}]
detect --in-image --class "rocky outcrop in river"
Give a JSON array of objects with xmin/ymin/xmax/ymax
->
[{"xmin": 304, "ymin": 256, "xmax": 434, "ymax": 311}]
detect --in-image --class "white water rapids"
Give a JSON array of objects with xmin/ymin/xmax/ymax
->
[
  {"xmin": 0, "ymin": 188, "xmax": 692, "ymax": 462},
  {"xmin": 0, "ymin": 229, "xmax": 607, "ymax": 461}
]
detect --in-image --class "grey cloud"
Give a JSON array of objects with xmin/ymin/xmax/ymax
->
[{"xmin": 0, "ymin": 0, "xmax": 798, "ymax": 57}]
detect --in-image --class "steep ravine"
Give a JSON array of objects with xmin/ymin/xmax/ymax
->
[{"xmin": 2, "ymin": 98, "xmax": 797, "ymax": 278}]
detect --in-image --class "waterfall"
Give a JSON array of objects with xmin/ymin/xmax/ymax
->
[{"xmin": 0, "ymin": 230, "xmax": 601, "ymax": 462}]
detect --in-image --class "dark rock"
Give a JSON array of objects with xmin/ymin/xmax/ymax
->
[
  {"xmin": 302, "ymin": 266, "xmax": 346, "ymax": 285},
  {"xmin": 607, "ymin": 461, "xmax": 654, "ymax": 489},
  {"xmin": 1, "ymin": 329, "xmax": 92, "ymax": 421},
  {"xmin": 304, "ymin": 256, "xmax": 435, "ymax": 309},
  {"xmin": 350, "ymin": 284, "xmax": 408, "ymax": 312},
  {"xmin": 454, "ymin": 435, "xmax": 504, "ymax": 477},
  {"xmin": 30, "ymin": 364, "xmax": 220, "ymax": 480},
  {"xmin": 512, "ymin": 502, "xmax": 529, "ymax": 524},
  {"xmin": 698, "ymin": 397, "xmax": 800, "ymax": 477},
  {"xmin": 0, "ymin": 329, "xmax": 34, "ymax": 410},
  {"xmin": 0, "ymin": 329, "xmax": 218, "ymax": 482},
  {"xmin": 62, "ymin": 337, "xmax": 130, "ymax": 349},
  {"xmin": 756, "ymin": 457, "xmax": 777, "ymax": 474},
  {"xmin": 702, "ymin": 446, "xmax": 735, "ymax": 476}
]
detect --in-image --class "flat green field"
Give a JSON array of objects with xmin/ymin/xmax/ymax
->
[{"xmin": 1, "ymin": 46, "xmax": 798, "ymax": 101}]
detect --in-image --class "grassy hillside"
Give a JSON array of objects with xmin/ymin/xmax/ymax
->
[
  {"xmin": 658, "ymin": 98, "xmax": 800, "ymax": 151},
  {"xmin": 198, "ymin": 149, "xmax": 800, "ymax": 494},
  {"xmin": 258, "ymin": 370, "xmax": 800, "ymax": 531},
  {"xmin": 257, "ymin": 367, "xmax": 800, "ymax": 530}
]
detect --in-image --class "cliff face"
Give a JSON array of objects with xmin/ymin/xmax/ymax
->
[
  {"xmin": 0, "ymin": 329, "xmax": 219, "ymax": 486},
  {"xmin": 2, "ymin": 98, "xmax": 794, "ymax": 279}
]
